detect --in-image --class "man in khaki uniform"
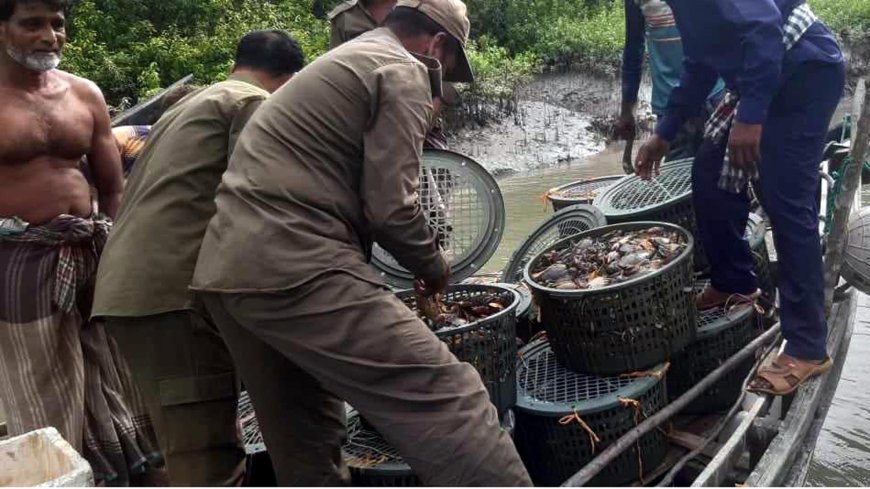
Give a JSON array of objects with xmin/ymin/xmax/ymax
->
[
  {"xmin": 91, "ymin": 31, "xmax": 305, "ymax": 486},
  {"xmin": 191, "ymin": 0, "xmax": 532, "ymax": 486},
  {"xmin": 328, "ymin": 0, "xmax": 395, "ymax": 49}
]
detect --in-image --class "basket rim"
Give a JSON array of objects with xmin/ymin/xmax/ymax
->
[
  {"xmin": 522, "ymin": 221, "xmax": 695, "ymax": 297},
  {"xmin": 499, "ymin": 204, "xmax": 607, "ymax": 284},
  {"xmin": 592, "ymin": 158, "xmax": 693, "ymax": 217},
  {"xmin": 371, "ymin": 148, "xmax": 506, "ymax": 288},
  {"xmin": 546, "ymin": 175, "xmax": 625, "ymax": 204},
  {"xmin": 394, "ymin": 283, "xmax": 520, "ymax": 336},
  {"xmin": 491, "ymin": 282, "xmax": 533, "ymax": 317},
  {"xmin": 515, "ymin": 339, "xmax": 665, "ymax": 415}
]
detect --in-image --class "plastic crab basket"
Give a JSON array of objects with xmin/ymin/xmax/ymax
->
[
  {"xmin": 514, "ymin": 340, "xmax": 668, "ymax": 486},
  {"xmin": 668, "ymin": 286, "xmax": 759, "ymax": 413},
  {"xmin": 492, "ymin": 282, "xmax": 537, "ymax": 343},
  {"xmin": 547, "ymin": 175, "xmax": 624, "ymax": 212},
  {"xmin": 343, "ymin": 409, "xmax": 420, "ymax": 487},
  {"xmin": 524, "ymin": 222, "xmax": 696, "ymax": 376},
  {"xmin": 396, "ymin": 284, "xmax": 519, "ymax": 415},
  {"xmin": 594, "ymin": 158, "xmax": 709, "ymax": 272}
]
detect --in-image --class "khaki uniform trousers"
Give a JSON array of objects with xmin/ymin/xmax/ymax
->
[
  {"xmin": 199, "ymin": 271, "xmax": 532, "ymax": 486},
  {"xmin": 105, "ymin": 308, "xmax": 246, "ymax": 486}
]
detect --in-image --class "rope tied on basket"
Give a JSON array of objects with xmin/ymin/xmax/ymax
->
[
  {"xmin": 619, "ymin": 362, "xmax": 670, "ymax": 381},
  {"xmin": 619, "ymin": 397, "xmax": 649, "ymax": 485},
  {"xmin": 723, "ymin": 292, "xmax": 766, "ymax": 318},
  {"xmin": 559, "ymin": 410, "xmax": 601, "ymax": 454}
]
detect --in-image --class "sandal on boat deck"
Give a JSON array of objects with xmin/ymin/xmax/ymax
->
[
  {"xmin": 747, "ymin": 354, "xmax": 833, "ymax": 396},
  {"xmin": 696, "ymin": 284, "xmax": 761, "ymax": 311}
]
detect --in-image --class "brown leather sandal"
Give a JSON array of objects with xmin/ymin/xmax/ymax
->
[
  {"xmin": 747, "ymin": 354, "xmax": 833, "ymax": 396},
  {"xmin": 696, "ymin": 284, "xmax": 761, "ymax": 311}
]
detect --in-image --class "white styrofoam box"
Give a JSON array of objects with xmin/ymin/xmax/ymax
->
[{"xmin": 0, "ymin": 427, "xmax": 93, "ymax": 487}]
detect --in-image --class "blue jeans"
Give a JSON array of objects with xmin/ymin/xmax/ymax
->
[{"xmin": 692, "ymin": 60, "xmax": 846, "ymax": 361}]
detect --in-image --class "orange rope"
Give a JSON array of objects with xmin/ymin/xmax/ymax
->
[
  {"xmin": 619, "ymin": 362, "xmax": 671, "ymax": 381},
  {"xmin": 619, "ymin": 397, "xmax": 647, "ymax": 485},
  {"xmin": 559, "ymin": 410, "xmax": 601, "ymax": 454}
]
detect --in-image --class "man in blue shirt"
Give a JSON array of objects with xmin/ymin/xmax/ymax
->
[
  {"xmin": 636, "ymin": 0, "xmax": 845, "ymax": 395},
  {"xmin": 614, "ymin": 0, "xmax": 724, "ymax": 161}
]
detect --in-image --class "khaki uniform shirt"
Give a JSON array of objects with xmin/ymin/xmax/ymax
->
[
  {"xmin": 328, "ymin": 0, "xmax": 378, "ymax": 49},
  {"xmin": 192, "ymin": 28, "xmax": 447, "ymax": 293},
  {"xmin": 92, "ymin": 74, "xmax": 268, "ymax": 317}
]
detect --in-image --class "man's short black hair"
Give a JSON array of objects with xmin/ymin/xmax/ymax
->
[
  {"xmin": 0, "ymin": 0, "xmax": 66, "ymax": 22},
  {"xmin": 384, "ymin": 6, "xmax": 444, "ymax": 38},
  {"xmin": 234, "ymin": 30, "xmax": 305, "ymax": 77}
]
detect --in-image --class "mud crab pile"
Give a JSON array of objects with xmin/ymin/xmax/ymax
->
[
  {"xmin": 529, "ymin": 226, "xmax": 687, "ymax": 290},
  {"xmin": 403, "ymin": 291, "xmax": 511, "ymax": 331}
]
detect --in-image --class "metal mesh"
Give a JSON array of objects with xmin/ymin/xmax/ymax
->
[
  {"xmin": 371, "ymin": 150, "xmax": 504, "ymax": 288},
  {"xmin": 514, "ymin": 341, "xmax": 668, "ymax": 486},
  {"xmin": 526, "ymin": 223, "xmax": 697, "ymax": 376},
  {"xmin": 500, "ymin": 205, "xmax": 606, "ymax": 284},
  {"xmin": 239, "ymin": 391, "xmax": 266, "ymax": 455},
  {"xmin": 594, "ymin": 159, "xmax": 693, "ymax": 215},
  {"xmin": 548, "ymin": 176, "xmax": 623, "ymax": 211}
]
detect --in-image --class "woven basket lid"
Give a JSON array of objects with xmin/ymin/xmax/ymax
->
[
  {"xmin": 239, "ymin": 391, "xmax": 265, "ymax": 455},
  {"xmin": 516, "ymin": 339, "xmax": 665, "ymax": 415},
  {"xmin": 593, "ymin": 158, "xmax": 693, "ymax": 219},
  {"xmin": 370, "ymin": 150, "xmax": 505, "ymax": 289},
  {"xmin": 546, "ymin": 175, "xmax": 624, "ymax": 206},
  {"xmin": 500, "ymin": 204, "xmax": 606, "ymax": 284},
  {"xmin": 744, "ymin": 212, "xmax": 767, "ymax": 249},
  {"xmin": 842, "ymin": 207, "xmax": 870, "ymax": 294},
  {"xmin": 693, "ymin": 280, "xmax": 757, "ymax": 339},
  {"xmin": 343, "ymin": 408, "xmax": 413, "ymax": 475}
]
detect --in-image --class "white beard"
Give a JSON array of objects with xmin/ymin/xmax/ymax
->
[{"xmin": 6, "ymin": 45, "xmax": 60, "ymax": 72}]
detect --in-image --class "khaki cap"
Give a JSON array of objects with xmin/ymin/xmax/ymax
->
[{"xmin": 395, "ymin": 0, "xmax": 474, "ymax": 83}]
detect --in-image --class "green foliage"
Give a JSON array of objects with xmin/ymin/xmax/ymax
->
[
  {"xmin": 810, "ymin": 0, "xmax": 870, "ymax": 36},
  {"xmin": 63, "ymin": 0, "xmax": 329, "ymax": 107},
  {"xmin": 58, "ymin": 0, "xmax": 870, "ymax": 111}
]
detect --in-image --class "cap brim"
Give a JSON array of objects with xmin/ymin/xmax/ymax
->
[{"xmin": 443, "ymin": 44, "xmax": 474, "ymax": 84}]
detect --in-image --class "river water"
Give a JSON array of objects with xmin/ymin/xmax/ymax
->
[{"xmin": 452, "ymin": 72, "xmax": 870, "ymax": 486}]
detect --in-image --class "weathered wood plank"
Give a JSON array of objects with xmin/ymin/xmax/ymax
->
[
  {"xmin": 824, "ymin": 78, "xmax": 868, "ymax": 314},
  {"xmin": 744, "ymin": 290, "xmax": 857, "ymax": 486},
  {"xmin": 691, "ymin": 397, "xmax": 769, "ymax": 487},
  {"xmin": 110, "ymin": 74, "xmax": 194, "ymax": 127}
]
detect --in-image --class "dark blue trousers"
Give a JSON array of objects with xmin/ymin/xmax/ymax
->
[{"xmin": 692, "ymin": 61, "xmax": 846, "ymax": 361}]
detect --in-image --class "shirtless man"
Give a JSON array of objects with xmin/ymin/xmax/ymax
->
[{"xmin": 0, "ymin": 0, "xmax": 164, "ymax": 484}]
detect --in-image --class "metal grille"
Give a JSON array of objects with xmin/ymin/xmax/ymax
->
[
  {"xmin": 548, "ymin": 176, "xmax": 623, "ymax": 211},
  {"xmin": 371, "ymin": 150, "xmax": 505, "ymax": 288},
  {"xmin": 518, "ymin": 342, "xmax": 635, "ymax": 406},
  {"xmin": 594, "ymin": 159, "xmax": 693, "ymax": 216},
  {"xmin": 239, "ymin": 391, "xmax": 265, "ymax": 455},
  {"xmin": 500, "ymin": 205, "xmax": 606, "ymax": 284}
]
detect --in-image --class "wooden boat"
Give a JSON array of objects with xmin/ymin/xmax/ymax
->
[{"xmin": 110, "ymin": 74, "xmax": 194, "ymax": 127}]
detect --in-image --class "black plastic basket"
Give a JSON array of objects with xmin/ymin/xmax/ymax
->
[
  {"xmin": 500, "ymin": 204, "xmax": 607, "ymax": 285},
  {"xmin": 594, "ymin": 159, "xmax": 709, "ymax": 272},
  {"xmin": 514, "ymin": 340, "xmax": 668, "ymax": 486},
  {"xmin": 396, "ymin": 284, "xmax": 519, "ymax": 415},
  {"xmin": 343, "ymin": 408, "xmax": 420, "ymax": 487},
  {"xmin": 668, "ymin": 282, "xmax": 760, "ymax": 413},
  {"xmin": 547, "ymin": 175, "xmax": 624, "ymax": 212},
  {"xmin": 524, "ymin": 222, "xmax": 697, "ymax": 376}
]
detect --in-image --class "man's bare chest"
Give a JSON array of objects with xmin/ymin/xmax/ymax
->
[{"xmin": 0, "ymin": 93, "xmax": 94, "ymax": 164}]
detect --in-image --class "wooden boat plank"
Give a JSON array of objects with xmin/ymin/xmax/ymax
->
[
  {"xmin": 691, "ymin": 396, "xmax": 769, "ymax": 487},
  {"xmin": 110, "ymin": 74, "xmax": 194, "ymax": 127},
  {"xmin": 781, "ymin": 291, "xmax": 858, "ymax": 486},
  {"xmin": 744, "ymin": 289, "xmax": 857, "ymax": 486}
]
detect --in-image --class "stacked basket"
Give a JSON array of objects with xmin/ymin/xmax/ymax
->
[
  {"xmin": 514, "ymin": 221, "xmax": 696, "ymax": 485},
  {"xmin": 339, "ymin": 283, "xmax": 521, "ymax": 486}
]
